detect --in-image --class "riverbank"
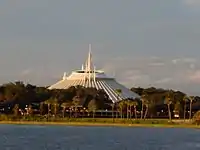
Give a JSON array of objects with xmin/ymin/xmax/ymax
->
[{"xmin": 0, "ymin": 120, "xmax": 199, "ymax": 129}]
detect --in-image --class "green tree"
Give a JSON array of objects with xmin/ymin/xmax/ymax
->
[
  {"xmin": 174, "ymin": 101, "xmax": 181, "ymax": 119},
  {"xmin": 72, "ymin": 96, "xmax": 80, "ymax": 118},
  {"xmin": 192, "ymin": 110, "xmax": 200, "ymax": 125},
  {"xmin": 88, "ymin": 99, "xmax": 97, "ymax": 118},
  {"xmin": 13, "ymin": 104, "xmax": 19, "ymax": 116},
  {"xmin": 183, "ymin": 95, "xmax": 188, "ymax": 121},
  {"xmin": 148, "ymin": 96, "xmax": 157, "ymax": 118},
  {"xmin": 35, "ymin": 87, "xmax": 51, "ymax": 103},
  {"xmin": 27, "ymin": 105, "xmax": 33, "ymax": 116},
  {"xmin": 4, "ymin": 82, "xmax": 26, "ymax": 104}
]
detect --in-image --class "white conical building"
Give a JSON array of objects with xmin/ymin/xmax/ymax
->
[{"xmin": 48, "ymin": 44, "xmax": 140, "ymax": 103}]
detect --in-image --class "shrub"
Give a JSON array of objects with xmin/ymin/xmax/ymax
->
[{"xmin": 192, "ymin": 111, "xmax": 200, "ymax": 125}]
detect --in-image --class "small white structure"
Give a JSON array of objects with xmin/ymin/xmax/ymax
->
[{"xmin": 48, "ymin": 44, "xmax": 140, "ymax": 103}]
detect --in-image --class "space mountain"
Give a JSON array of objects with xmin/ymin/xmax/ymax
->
[{"xmin": 48, "ymin": 45, "xmax": 140, "ymax": 103}]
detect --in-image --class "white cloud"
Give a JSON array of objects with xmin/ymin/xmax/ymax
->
[
  {"xmin": 155, "ymin": 78, "xmax": 172, "ymax": 84},
  {"xmin": 172, "ymin": 59, "xmax": 181, "ymax": 64},
  {"xmin": 120, "ymin": 73, "xmax": 151, "ymax": 88},
  {"xmin": 20, "ymin": 69, "xmax": 33, "ymax": 76},
  {"xmin": 126, "ymin": 74, "xmax": 150, "ymax": 83},
  {"xmin": 183, "ymin": 58, "xmax": 196, "ymax": 63},
  {"xmin": 148, "ymin": 62, "xmax": 165, "ymax": 67},
  {"xmin": 101, "ymin": 56, "xmax": 200, "ymax": 92},
  {"xmin": 172, "ymin": 58, "xmax": 196, "ymax": 64}
]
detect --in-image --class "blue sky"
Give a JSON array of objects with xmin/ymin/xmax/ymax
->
[{"xmin": 0, "ymin": 0, "xmax": 200, "ymax": 95}]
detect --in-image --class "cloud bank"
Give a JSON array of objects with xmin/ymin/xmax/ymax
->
[{"xmin": 102, "ymin": 56, "xmax": 200, "ymax": 95}]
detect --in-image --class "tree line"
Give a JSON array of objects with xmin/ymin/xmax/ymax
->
[{"xmin": 0, "ymin": 81, "xmax": 199, "ymax": 119}]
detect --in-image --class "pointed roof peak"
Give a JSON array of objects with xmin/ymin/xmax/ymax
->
[
  {"xmin": 88, "ymin": 44, "xmax": 92, "ymax": 62},
  {"xmin": 63, "ymin": 72, "xmax": 67, "ymax": 80},
  {"xmin": 85, "ymin": 44, "xmax": 93, "ymax": 71},
  {"xmin": 89, "ymin": 43, "xmax": 92, "ymax": 53}
]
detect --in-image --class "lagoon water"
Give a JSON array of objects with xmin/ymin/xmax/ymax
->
[{"xmin": 0, "ymin": 125, "xmax": 199, "ymax": 150}]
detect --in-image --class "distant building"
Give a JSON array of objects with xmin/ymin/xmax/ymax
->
[{"xmin": 48, "ymin": 44, "xmax": 140, "ymax": 103}]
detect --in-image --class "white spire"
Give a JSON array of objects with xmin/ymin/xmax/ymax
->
[
  {"xmin": 86, "ymin": 44, "xmax": 92, "ymax": 72},
  {"xmin": 82, "ymin": 44, "xmax": 96, "ymax": 85},
  {"xmin": 81, "ymin": 64, "xmax": 84, "ymax": 70},
  {"xmin": 83, "ymin": 44, "xmax": 91, "ymax": 83},
  {"xmin": 63, "ymin": 72, "xmax": 67, "ymax": 80}
]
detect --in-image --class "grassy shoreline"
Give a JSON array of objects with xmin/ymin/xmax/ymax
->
[{"xmin": 0, "ymin": 120, "xmax": 199, "ymax": 129}]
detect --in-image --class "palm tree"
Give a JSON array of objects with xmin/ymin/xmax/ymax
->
[
  {"xmin": 189, "ymin": 96, "xmax": 195, "ymax": 120},
  {"xmin": 165, "ymin": 90, "xmax": 173, "ymax": 121},
  {"xmin": 118, "ymin": 100, "xmax": 125, "ymax": 119},
  {"xmin": 39, "ymin": 102, "xmax": 44, "ymax": 115},
  {"xmin": 125, "ymin": 100, "xmax": 130, "ymax": 119},
  {"xmin": 115, "ymin": 89, "xmax": 122, "ymax": 119},
  {"xmin": 141, "ymin": 93, "xmax": 148, "ymax": 119},
  {"xmin": 72, "ymin": 96, "xmax": 81, "ymax": 118},
  {"xmin": 115, "ymin": 103, "xmax": 119, "ymax": 118},
  {"xmin": 129, "ymin": 100, "xmax": 135, "ymax": 119},
  {"xmin": 52, "ymin": 98, "xmax": 59, "ymax": 116},
  {"xmin": 109, "ymin": 103, "xmax": 115, "ymax": 122},
  {"xmin": 183, "ymin": 95, "xmax": 188, "ymax": 121},
  {"xmin": 125, "ymin": 100, "xmax": 132, "ymax": 119},
  {"xmin": 132, "ymin": 100, "xmax": 138, "ymax": 119},
  {"xmin": 143, "ymin": 99, "xmax": 149, "ymax": 120},
  {"xmin": 44, "ymin": 98, "xmax": 54, "ymax": 116},
  {"xmin": 61, "ymin": 102, "xmax": 71, "ymax": 118}
]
